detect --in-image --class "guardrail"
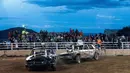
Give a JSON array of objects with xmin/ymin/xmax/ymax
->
[{"xmin": 0, "ymin": 42, "xmax": 130, "ymax": 50}]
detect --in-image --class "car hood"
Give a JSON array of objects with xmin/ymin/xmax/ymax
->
[
  {"xmin": 26, "ymin": 54, "xmax": 56, "ymax": 61},
  {"xmin": 26, "ymin": 54, "xmax": 48, "ymax": 61}
]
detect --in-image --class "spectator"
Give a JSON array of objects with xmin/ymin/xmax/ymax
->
[
  {"xmin": 97, "ymin": 38, "xmax": 102, "ymax": 49},
  {"xmin": 118, "ymin": 37, "xmax": 122, "ymax": 49}
]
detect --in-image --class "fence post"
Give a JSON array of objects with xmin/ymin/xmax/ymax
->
[
  {"xmin": 121, "ymin": 42, "xmax": 124, "ymax": 55},
  {"xmin": 34, "ymin": 42, "xmax": 35, "ymax": 48},
  {"xmin": 56, "ymin": 43, "xmax": 58, "ymax": 50},
  {"xmin": 122, "ymin": 42, "xmax": 124, "ymax": 49},
  {"xmin": 11, "ymin": 43, "xmax": 13, "ymax": 50}
]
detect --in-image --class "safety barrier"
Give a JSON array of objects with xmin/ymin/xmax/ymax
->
[
  {"xmin": 0, "ymin": 49, "xmax": 130, "ymax": 57},
  {"xmin": 0, "ymin": 42, "xmax": 130, "ymax": 50}
]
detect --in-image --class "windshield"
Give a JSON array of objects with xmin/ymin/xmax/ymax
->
[
  {"xmin": 30, "ymin": 49, "xmax": 56, "ymax": 56},
  {"xmin": 30, "ymin": 49, "xmax": 45, "ymax": 55},
  {"xmin": 35, "ymin": 51, "xmax": 45, "ymax": 55}
]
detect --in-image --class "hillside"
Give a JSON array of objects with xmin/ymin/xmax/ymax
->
[{"xmin": 0, "ymin": 27, "xmax": 37, "ymax": 41}]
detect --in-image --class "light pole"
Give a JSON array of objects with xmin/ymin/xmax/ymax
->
[
  {"xmin": 22, "ymin": 24, "xmax": 26, "ymax": 31},
  {"xmin": 22, "ymin": 24, "xmax": 25, "ymax": 28},
  {"xmin": 22, "ymin": 24, "xmax": 27, "ymax": 34}
]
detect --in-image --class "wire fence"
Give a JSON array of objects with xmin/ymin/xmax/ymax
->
[{"xmin": 0, "ymin": 42, "xmax": 130, "ymax": 50}]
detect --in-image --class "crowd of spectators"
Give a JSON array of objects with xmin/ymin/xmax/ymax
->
[
  {"xmin": 8, "ymin": 29, "xmax": 83, "ymax": 43},
  {"xmin": 7, "ymin": 28, "xmax": 128, "ymax": 43},
  {"xmin": 2, "ymin": 28, "xmax": 129, "ymax": 49},
  {"xmin": 8, "ymin": 29, "xmax": 38, "ymax": 43}
]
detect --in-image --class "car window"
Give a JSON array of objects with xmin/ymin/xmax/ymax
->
[
  {"xmin": 84, "ymin": 45, "xmax": 89, "ymax": 49},
  {"xmin": 79, "ymin": 46, "xmax": 83, "ymax": 50},
  {"xmin": 34, "ymin": 50, "xmax": 45, "ymax": 55},
  {"xmin": 88, "ymin": 45, "xmax": 94, "ymax": 49},
  {"xmin": 74, "ymin": 46, "xmax": 78, "ymax": 50}
]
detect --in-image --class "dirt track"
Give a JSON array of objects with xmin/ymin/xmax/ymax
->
[{"xmin": 0, "ymin": 56, "xmax": 130, "ymax": 73}]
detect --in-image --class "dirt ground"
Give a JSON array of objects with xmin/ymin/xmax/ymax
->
[{"xmin": 0, "ymin": 56, "xmax": 130, "ymax": 73}]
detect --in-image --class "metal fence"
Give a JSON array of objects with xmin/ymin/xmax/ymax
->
[{"xmin": 0, "ymin": 42, "xmax": 130, "ymax": 50}]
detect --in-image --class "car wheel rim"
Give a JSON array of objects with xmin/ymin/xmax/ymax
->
[{"xmin": 95, "ymin": 54, "xmax": 99, "ymax": 60}]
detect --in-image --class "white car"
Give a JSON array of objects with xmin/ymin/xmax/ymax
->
[{"xmin": 58, "ymin": 43, "xmax": 101, "ymax": 64}]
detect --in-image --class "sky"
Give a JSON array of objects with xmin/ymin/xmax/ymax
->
[{"xmin": 0, "ymin": 0, "xmax": 130, "ymax": 33}]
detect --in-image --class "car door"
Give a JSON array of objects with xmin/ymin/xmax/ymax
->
[
  {"xmin": 83, "ymin": 45, "xmax": 91, "ymax": 58},
  {"xmin": 87, "ymin": 45, "xmax": 95, "ymax": 57},
  {"xmin": 78, "ymin": 46, "xmax": 86, "ymax": 58}
]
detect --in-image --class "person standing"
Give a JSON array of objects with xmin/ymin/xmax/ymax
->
[
  {"xmin": 118, "ymin": 37, "xmax": 122, "ymax": 49},
  {"xmin": 97, "ymin": 38, "xmax": 102, "ymax": 50}
]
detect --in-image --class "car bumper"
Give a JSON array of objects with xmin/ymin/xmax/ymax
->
[{"xmin": 25, "ymin": 62, "xmax": 54, "ymax": 68}]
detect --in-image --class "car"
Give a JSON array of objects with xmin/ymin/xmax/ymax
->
[
  {"xmin": 25, "ymin": 48, "xmax": 57, "ymax": 71},
  {"xmin": 58, "ymin": 41, "xmax": 101, "ymax": 64}
]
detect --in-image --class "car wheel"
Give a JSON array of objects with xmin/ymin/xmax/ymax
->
[
  {"xmin": 93, "ymin": 52, "xmax": 99, "ymax": 60},
  {"xmin": 76, "ymin": 55, "xmax": 81, "ymax": 64}
]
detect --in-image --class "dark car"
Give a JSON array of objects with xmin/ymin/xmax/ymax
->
[{"xmin": 25, "ymin": 48, "xmax": 57, "ymax": 71}]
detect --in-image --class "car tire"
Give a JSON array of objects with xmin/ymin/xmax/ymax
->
[
  {"xmin": 76, "ymin": 55, "xmax": 81, "ymax": 64},
  {"xmin": 93, "ymin": 52, "xmax": 99, "ymax": 60}
]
